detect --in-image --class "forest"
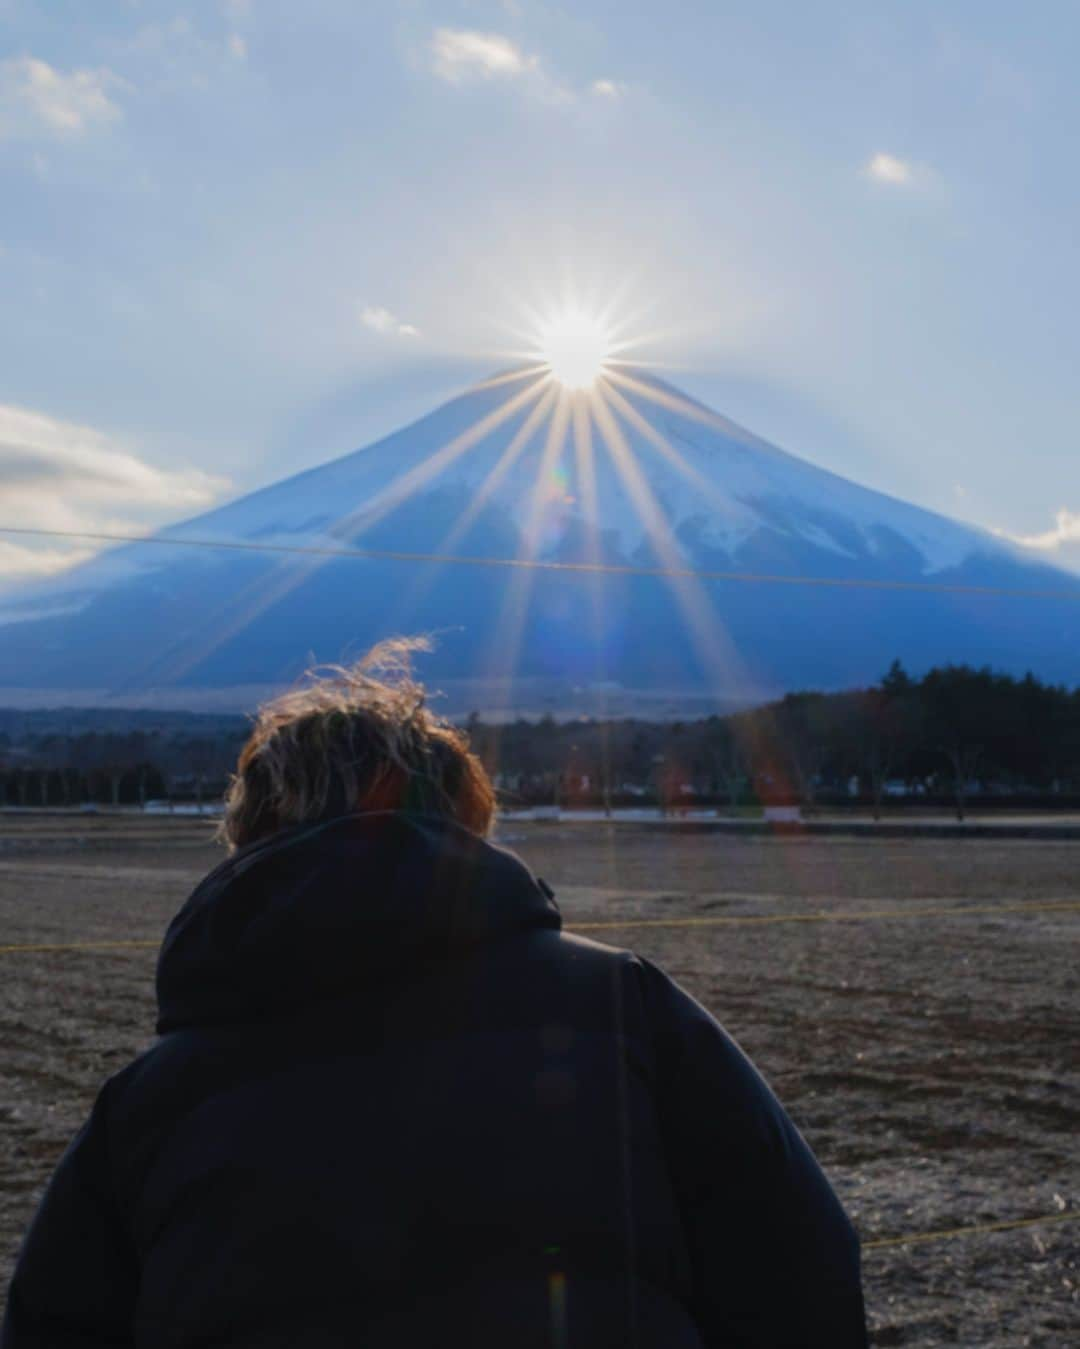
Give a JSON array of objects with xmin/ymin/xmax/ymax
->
[{"xmin": 2, "ymin": 663, "xmax": 1079, "ymax": 818}]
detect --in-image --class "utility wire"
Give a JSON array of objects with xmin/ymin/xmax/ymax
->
[{"xmin": 2, "ymin": 524, "xmax": 1078, "ymax": 603}]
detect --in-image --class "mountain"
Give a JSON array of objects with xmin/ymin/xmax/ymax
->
[{"xmin": 1, "ymin": 367, "xmax": 1076, "ymax": 714}]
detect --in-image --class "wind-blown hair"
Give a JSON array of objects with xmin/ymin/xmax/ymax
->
[{"xmin": 221, "ymin": 638, "xmax": 494, "ymax": 851}]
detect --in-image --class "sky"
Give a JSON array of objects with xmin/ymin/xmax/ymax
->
[{"xmin": 2, "ymin": 0, "xmax": 1079, "ymax": 580}]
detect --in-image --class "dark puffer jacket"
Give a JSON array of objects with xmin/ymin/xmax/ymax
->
[{"xmin": 3, "ymin": 813, "xmax": 867, "ymax": 1347}]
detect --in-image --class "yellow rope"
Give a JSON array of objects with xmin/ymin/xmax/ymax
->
[
  {"xmin": 865, "ymin": 1209, "xmax": 1079, "ymax": 1251},
  {"xmin": 0, "ymin": 938, "xmax": 160, "ymax": 954},
  {"xmin": 573, "ymin": 898, "xmax": 1080, "ymax": 931},
  {"xmin": 2, "ymin": 898, "xmax": 1076, "ymax": 954}
]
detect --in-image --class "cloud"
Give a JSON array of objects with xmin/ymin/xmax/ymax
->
[
  {"xmin": 865, "ymin": 152, "xmax": 914, "ymax": 186},
  {"xmin": 0, "ymin": 56, "xmax": 123, "ymax": 139},
  {"xmin": 430, "ymin": 28, "xmax": 537, "ymax": 84},
  {"xmin": 0, "ymin": 404, "xmax": 228, "ymax": 580},
  {"xmin": 426, "ymin": 26, "xmax": 587, "ymax": 104},
  {"xmin": 1010, "ymin": 509, "xmax": 1080, "ymax": 552},
  {"xmin": 995, "ymin": 509, "xmax": 1080, "ymax": 576},
  {"xmin": 124, "ymin": 12, "xmax": 257, "ymax": 94},
  {"xmin": 359, "ymin": 305, "xmax": 420, "ymax": 338},
  {"xmin": 591, "ymin": 79, "xmax": 626, "ymax": 99},
  {"xmin": 0, "ymin": 539, "xmax": 97, "ymax": 581}
]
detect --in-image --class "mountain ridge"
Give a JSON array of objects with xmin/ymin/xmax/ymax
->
[{"xmin": 1, "ymin": 367, "xmax": 1076, "ymax": 711}]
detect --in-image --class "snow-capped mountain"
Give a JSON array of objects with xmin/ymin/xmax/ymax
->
[{"xmin": 1, "ymin": 367, "xmax": 1076, "ymax": 712}]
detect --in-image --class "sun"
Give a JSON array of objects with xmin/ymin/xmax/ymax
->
[{"xmin": 538, "ymin": 307, "xmax": 613, "ymax": 389}]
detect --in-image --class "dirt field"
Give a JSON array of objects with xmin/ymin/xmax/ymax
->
[{"xmin": 1, "ymin": 814, "xmax": 1077, "ymax": 1345}]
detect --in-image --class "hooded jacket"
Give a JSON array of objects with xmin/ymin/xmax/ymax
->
[{"xmin": 2, "ymin": 812, "xmax": 867, "ymax": 1348}]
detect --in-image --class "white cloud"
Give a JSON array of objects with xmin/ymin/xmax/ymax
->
[
  {"xmin": 124, "ymin": 12, "xmax": 255, "ymax": 93},
  {"xmin": 994, "ymin": 508, "xmax": 1080, "ymax": 576},
  {"xmin": 1011, "ymin": 509, "xmax": 1080, "ymax": 552},
  {"xmin": 0, "ymin": 56, "xmax": 123, "ymax": 139},
  {"xmin": 591, "ymin": 79, "xmax": 626, "ymax": 99},
  {"xmin": 426, "ymin": 26, "xmax": 583, "ymax": 104},
  {"xmin": 865, "ymin": 152, "xmax": 914, "ymax": 186},
  {"xmin": 0, "ymin": 539, "xmax": 97, "ymax": 581},
  {"xmin": 359, "ymin": 305, "xmax": 420, "ymax": 338},
  {"xmin": 430, "ymin": 28, "xmax": 536, "ymax": 83},
  {"xmin": 0, "ymin": 404, "xmax": 228, "ymax": 580}
]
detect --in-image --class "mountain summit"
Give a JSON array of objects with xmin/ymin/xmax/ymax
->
[{"xmin": 0, "ymin": 368, "xmax": 1075, "ymax": 712}]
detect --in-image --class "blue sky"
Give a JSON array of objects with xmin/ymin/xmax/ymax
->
[{"xmin": 2, "ymin": 0, "xmax": 1079, "ymax": 579}]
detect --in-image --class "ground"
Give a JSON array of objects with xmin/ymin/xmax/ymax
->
[{"xmin": 1, "ymin": 813, "xmax": 1077, "ymax": 1346}]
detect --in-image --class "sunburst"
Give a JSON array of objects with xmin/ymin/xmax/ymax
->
[
  {"xmin": 536, "ymin": 307, "xmax": 613, "ymax": 388},
  {"xmin": 131, "ymin": 292, "xmax": 755, "ymax": 713}
]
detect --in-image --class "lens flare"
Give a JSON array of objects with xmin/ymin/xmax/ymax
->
[{"xmin": 538, "ymin": 308, "xmax": 613, "ymax": 389}]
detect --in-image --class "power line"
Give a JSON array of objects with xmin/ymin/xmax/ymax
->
[{"xmin": 2, "ymin": 523, "xmax": 1078, "ymax": 602}]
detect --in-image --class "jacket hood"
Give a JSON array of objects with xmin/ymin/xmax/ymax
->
[{"xmin": 155, "ymin": 812, "xmax": 561, "ymax": 1034}]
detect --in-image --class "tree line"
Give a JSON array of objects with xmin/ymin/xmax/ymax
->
[
  {"xmin": 465, "ymin": 662, "xmax": 1080, "ymax": 819},
  {"xmin": 0, "ymin": 724, "xmax": 247, "ymax": 811},
  {"xmin": 2, "ymin": 662, "xmax": 1079, "ymax": 817}
]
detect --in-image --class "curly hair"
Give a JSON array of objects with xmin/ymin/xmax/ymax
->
[{"xmin": 220, "ymin": 638, "xmax": 494, "ymax": 851}]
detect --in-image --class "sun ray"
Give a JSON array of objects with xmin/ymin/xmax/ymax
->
[
  {"xmin": 599, "ymin": 377, "xmax": 752, "ymax": 533},
  {"xmin": 482, "ymin": 386, "xmax": 573, "ymax": 720},
  {"xmin": 571, "ymin": 385, "xmax": 612, "ymax": 699},
  {"xmin": 438, "ymin": 384, "xmax": 560, "ymax": 557},
  {"xmin": 330, "ymin": 373, "xmax": 551, "ymax": 546},
  {"xmin": 606, "ymin": 367, "xmax": 774, "ymax": 455},
  {"xmin": 571, "ymin": 392, "xmax": 600, "ymax": 562},
  {"xmin": 590, "ymin": 384, "xmax": 750, "ymax": 700},
  {"xmin": 389, "ymin": 383, "xmax": 560, "ymax": 625},
  {"xmin": 521, "ymin": 388, "xmax": 575, "ymax": 557},
  {"xmin": 468, "ymin": 364, "xmax": 552, "ymax": 394},
  {"xmin": 600, "ymin": 378, "xmax": 716, "ymax": 490},
  {"xmin": 589, "ymin": 389, "xmax": 688, "ymax": 573}
]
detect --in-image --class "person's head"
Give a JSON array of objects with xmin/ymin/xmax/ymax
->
[{"xmin": 221, "ymin": 638, "xmax": 494, "ymax": 852}]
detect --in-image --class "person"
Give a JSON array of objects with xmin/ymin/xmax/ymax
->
[{"xmin": 2, "ymin": 640, "xmax": 867, "ymax": 1348}]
